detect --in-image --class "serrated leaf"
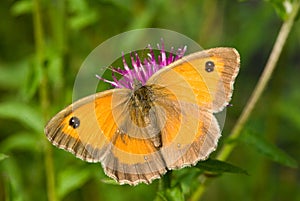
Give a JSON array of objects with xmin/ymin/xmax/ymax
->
[
  {"xmin": 0, "ymin": 102, "xmax": 43, "ymax": 133},
  {"xmin": 241, "ymin": 131, "xmax": 298, "ymax": 168},
  {"xmin": 57, "ymin": 167, "xmax": 92, "ymax": 199},
  {"xmin": 196, "ymin": 159, "xmax": 248, "ymax": 175},
  {"xmin": 0, "ymin": 153, "xmax": 8, "ymax": 161}
]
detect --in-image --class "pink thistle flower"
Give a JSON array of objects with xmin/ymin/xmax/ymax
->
[{"xmin": 97, "ymin": 41, "xmax": 187, "ymax": 89}]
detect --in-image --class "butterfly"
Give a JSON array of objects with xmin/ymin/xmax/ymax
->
[{"xmin": 45, "ymin": 47, "xmax": 240, "ymax": 185}]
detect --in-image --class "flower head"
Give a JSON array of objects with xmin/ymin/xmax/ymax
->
[{"xmin": 97, "ymin": 41, "xmax": 187, "ymax": 89}]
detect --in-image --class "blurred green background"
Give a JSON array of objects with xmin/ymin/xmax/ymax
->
[{"xmin": 0, "ymin": 0, "xmax": 299, "ymax": 201}]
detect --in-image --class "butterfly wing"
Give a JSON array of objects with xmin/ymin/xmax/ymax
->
[
  {"xmin": 45, "ymin": 89, "xmax": 168, "ymax": 185},
  {"xmin": 148, "ymin": 47, "xmax": 240, "ymax": 112},
  {"xmin": 45, "ymin": 89, "xmax": 122, "ymax": 162},
  {"xmin": 146, "ymin": 47, "xmax": 240, "ymax": 168},
  {"xmin": 145, "ymin": 85, "xmax": 221, "ymax": 169},
  {"xmin": 45, "ymin": 47, "xmax": 240, "ymax": 185}
]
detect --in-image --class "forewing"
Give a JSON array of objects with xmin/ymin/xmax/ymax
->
[
  {"xmin": 45, "ymin": 89, "xmax": 167, "ymax": 185},
  {"xmin": 45, "ymin": 89, "xmax": 121, "ymax": 162},
  {"xmin": 147, "ymin": 47, "xmax": 240, "ymax": 112}
]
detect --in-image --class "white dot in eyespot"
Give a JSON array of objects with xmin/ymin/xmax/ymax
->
[
  {"xmin": 177, "ymin": 143, "xmax": 181, "ymax": 148},
  {"xmin": 144, "ymin": 156, "xmax": 148, "ymax": 161},
  {"xmin": 205, "ymin": 61, "xmax": 215, "ymax": 72}
]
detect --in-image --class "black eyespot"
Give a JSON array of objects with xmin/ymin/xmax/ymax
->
[
  {"xmin": 69, "ymin": 116, "xmax": 80, "ymax": 129},
  {"xmin": 205, "ymin": 61, "xmax": 215, "ymax": 72}
]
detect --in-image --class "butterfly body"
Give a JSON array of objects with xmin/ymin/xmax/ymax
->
[
  {"xmin": 45, "ymin": 47, "xmax": 240, "ymax": 185},
  {"xmin": 129, "ymin": 85, "xmax": 155, "ymax": 128}
]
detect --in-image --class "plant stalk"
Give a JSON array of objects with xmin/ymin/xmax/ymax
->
[
  {"xmin": 217, "ymin": 0, "xmax": 300, "ymax": 161},
  {"xmin": 190, "ymin": 2, "xmax": 300, "ymax": 201},
  {"xmin": 33, "ymin": 0, "xmax": 57, "ymax": 201}
]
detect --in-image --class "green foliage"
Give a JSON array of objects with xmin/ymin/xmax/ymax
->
[
  {"xmin": 266, "ymin": 0, "xmax": 295, "ymax": 20},
  {"xmin": 0, "ymin": 0, "xmax": 300, "ymax": 201},
  {"xmin": 57, "ymin": 166, "xmax": 93, "ymax": 199},
  {"xmin": 11, "ymin": 0, "xmax": 33, "ymax": 16},
  {"xmin": 196, "ymin": 159, "xmax": 248, "ymax": 175},
  {"xmin": 0, "ymin": 102, "xmax": 43, "ymax": 133},
  {"xmin": 240, "ymin": 129, "xmax": 298, "ymax": 168},
  {"xmin": 160, "ymin": 186, "xmax": 185, "ymax": 201},
  {"xmin": 0, "ymin": 153, "xmax": 8, "ymax": 161},
  {"xmin": 0, "ymin": 132, "xmax": 41, "ymax": 152},
  {"xmin": 155, "ymin": 159, "xmax": 248, "ymax": 201}
]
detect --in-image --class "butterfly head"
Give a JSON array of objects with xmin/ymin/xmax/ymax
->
[{"xmin": 132, "ymin": 79, "xmax": 143, "ymax": 90}]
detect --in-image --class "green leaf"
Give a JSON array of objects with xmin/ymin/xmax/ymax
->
[
  {"xmin": 22, "ymin": 62, "xmax": 42, "ymax": 101},
  {"xmin": 69, "ymin": 11, "xmax": 98, "ymax": 30},
  {"xmin": 0, "ymin": 132, "xmax": 42, "ymax": 152},
  {"xmin": 0, "ymin": 60, "xmax": 29, "ymax": 89},
  {"xmin": 0, "ymin": 102, "xmax": 44, "ymax": 133},
  {"xmin": 0, "ymin": 153, "xmax": 8, "ymax": 161},
  {"xmin": 196, "ymin": 159, "xmax": 248, "ymax": 175},
  {"xmin": 100, "ymin": 178, "xmax": 120, "ymax": 185},
  {"xmin": 165, "ymin": 186, "xmax": 185, "ymax": 201},
  {"xmin": 266, "ymin": 0, "xmax": 294, "ymax": 20},
  {"xmin": 57, "ymin": 167, "xmax": 92, "ymax": 199},
  {"xmin": 2, "ymin": 157, "xmax": 24, "ymax": 200},
  {"xmin": 155, "ymin": 192, "xmax": 168, "ymax": 201},
  {"xmin": 241, "ymin": 131, "xmax": 298, "ymax": 168},
  {"xmin": 276, "ymin": 91, "xmax": 300, "ymax": 131},
  {"xmin": 11, "ymin": 0, "xmax": 33, "ymax": 16}
]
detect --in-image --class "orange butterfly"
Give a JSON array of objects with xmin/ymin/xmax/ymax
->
[{"xmin": 45, "ymin": 45, "xmax": 240, "ymax": 185}]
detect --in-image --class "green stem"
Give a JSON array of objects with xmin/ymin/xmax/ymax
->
[
  {"xmin": 190, "ymin": 2, "xmax": 300, "ymax": 201},
  {"xmin": 217, "ymin": 0, "xmax": 300, "ymax": 161},
  {"xmin": 33, "ymin": 0, "xmax": 57, "ymax": 201}
]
